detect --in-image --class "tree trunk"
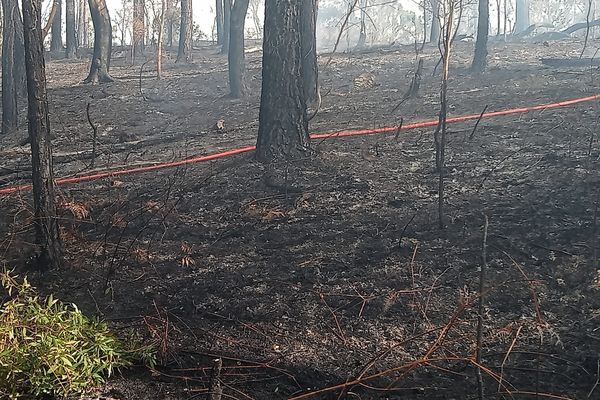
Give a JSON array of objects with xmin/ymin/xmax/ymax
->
[
  {"xmin": 84, "ymin": 0, "xmax": 113, "ymax": 83},
  {"xmin": 357, "ymin": 0, "xmax": 367, "ymax": 47},
  {"xmin": 157, "ymin": 0, "xmax": 165, "ymax": 78},
  {"xmin": 43, "ymin": 0, "xmax": 60, "ymax": 40},
  {"xmin": 133, "ymin": 0, "xmax": 145, "ymax": 59},
  {"xmin": 2, "ymin": 0, "xmax": 18, "ymax": 134},
  {"xmin": 471, "ymin": 0, "xmax": 489, "ymax": 72},
  {"xmin": 221, "ymin": 0, "xmax": 231, "ymax": 53},
  {"xmin": 77, "ymin": 0, "xmax": 88, "ymax": 48},
  {"xmin": 430, "ymin": 0, "xmax": 440, "ymax": 43},
  {"xmin": 50, "ymin": 0, "xmax": 63, "ymax": 51},
  {"xmin": 228, "ymin": 0, "xmax": 249, "ymax": 98},
  {"xmin": 65, "ymin": 0, "xmax": 77, "ymax": 57},
  {"xmin": 22, "ymin": 0, "xmax": 63, "ymax": 270},
  {"xmin": 495, "ymin": 0, "xmax": 501, "ymax": 35},
  {"xmin": 514, "ymin": 0, "xmax": 530, "ymax": 34},
  {"xmin": 256, "ymin": 0, "xmax": 309, "ymax": 163},
  {"xmin": 216, "ymin": 0, "xmax": 224, "ymax": 44},
  {"xmin": 301, "ymin": 0, "xmax": 318, "ymax": 102},
  {"xmin": 176, "ymin": 0, "xmax": 192, "ymax": 62}
]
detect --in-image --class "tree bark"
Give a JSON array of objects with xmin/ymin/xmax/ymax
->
[
  {"xmin": 301, "ymin": 0, "xmax": 318, "ymax": 102},
  {"xmin": 42, "ymin": 0, "xmax": 59, "ymax": 40},
  {"xmin": 357, "ymin": 0, "xmax": 367, "ymax": 47},
  {"xmin": 216, "ymin": 0, "xmax": 224, "ymax": 44},
  {"xmin": 176, "ymin": 0, "xmax": 192, "ymax": 62},
  {"xmin": 256, "ymin": 0, "xmax": 309, "ymax": 163},
  {"xmin": 514, "ymin": 0, "xmax": 530, "ymax": 34},
  {"xmin": 50, "ymin": 0, "xmax": 63, "ymax": 51},
  {"xmin": 157, "ymin": 0, "xmax": 165, "ymax": 78},
  {"xmin": 65, "ymin": 0, "xmax": 77, "ymax": 57},
  {"xmin": 228, "ymin": 0, "xmax": 249, "ymax": 98},
  {"xmin": 430, "ymin": 0, "xmax": 440, "ymax": 43},
  {"xmin": 2, "ymin": 0, "xmax": 18, "ymax": 134},
  {"xmin": 77, "ymin": 0, "xmax": 88, "ymax": 48},
  {"xmin": 22, "ymin": 0, "xmax": 63, "ymax": 270},
  {"xmin": 84, "ymin": 0, "xmax": 113, "ymax": 83},
  {"xmin": 221, "ymin": 0, "xmax": 231, "ymax": 53},
  {"xmin": 133, "ymin": 0, "xmax": 145, "ymax": 59},
  {"xmin": 471, "ymin": 0, "xmax": 489, "ymax": 72}
]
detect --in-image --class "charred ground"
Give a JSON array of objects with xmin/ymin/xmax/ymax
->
[{"xmin": 0, "ymin": 39, "xmax": 599, "ymax": 399}]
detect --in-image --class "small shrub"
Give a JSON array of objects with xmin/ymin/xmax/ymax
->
[{"xmin": 0, "ymin": 271, "xmax": 152, "ymax": 399}]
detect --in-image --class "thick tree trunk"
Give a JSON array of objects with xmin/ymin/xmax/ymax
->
[
  {"xmin": 2, "ymin": 0, "xmax": 18, "ymax": 134},
  {"xmin": 514, "ymin": 0, "xmax": 530, "ymax": 34},
  {"xmin": 471, "ymin": 0, "xmax": 489, "ymax": 72},
  {"xmin": 133, "ymin": 0, "xmax": 145, "ymax": 59},
  {"xmin": 65, "ymin": 0, "xmax": 77, "ymax": 57},
  {"xmin": 301, "ymin": 0, "xmax": 318, "ymax": 102},
  {"xmin": 176, "ymin": 0, "xmax": 192, "ymax": 62},
  {"xmin": 256, "ymin": 0, "xmax": 309, "ymax": 163},
  {"xmin": 216, "ymin": 0, "xmax": 224, "ymax": 44},
  {"xmin": 84, "ymin": 0, "xmax": 113, "ymax": 83},
  {"xmin": 22, "ymin": 0, "xmax": 63, "ymax": 270},
  {"xmin": 228, "ymin": 0, "xmax": 249, "ymax": 98},
  {"xmin": 50, "ymin": 0, "xmax": 63, "ymax": 51},
  {"xmin": 221, "ymin": 0, "xmax": 231, "ymax": 53},
  {"xmin": 430, "ymin": 0, "xmax": 440, "ymax": 43}
]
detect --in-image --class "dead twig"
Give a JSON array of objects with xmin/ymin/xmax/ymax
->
[
  {"xmin": 475, "ymin": 215, "xmax": 489, "ymax": 400},
  {"xmin": 469, "ymin": 105, "xmax": 489, "ymax": 141},
  {"xmin": 86, "ymin": 102, "xmax": 99, "ymax": 168}
]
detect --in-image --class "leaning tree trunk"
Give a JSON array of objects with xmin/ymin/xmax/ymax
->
[
  {"xmin": 471, "ymin": 0, "xmax": 489, "ymax": 72},
  {"xmin": 84, "ymin": 0, "xmax": 113, "ymax": 83},
  {"xmin": 22, "ymin": 0, "xmax": 63, "ymax": 270},
  {"xmin": 228, "ymin": 0, "xmax": 249, "ymax": 98},
  {"xmin": 65, "ymin": 0, "xmax": 77, "ymax": 57},
  {"xmin": 50, "ymin": 0, "xmax": 63, "ymax": 51},
  {"xmin": 430, "ymin": 0, "xmax": 441, "ymax": 43},
  {"xmin": 216, "ymin": 0, "xmax": 224, "ymax": 44},
  {"xmin": 256, "ymin": 0, "xmax": 309, "ymax": 163},
  {"xmin": 133, "ymin": 0, "xmax": 145, "ymax": 60},
  {"xmin": 301, "ymin": 0, "xmax": 318, "ymax": 102},
  {"xmin": 176, "ymin": 0, "xmax": 192, "ymax": 62},
  {"xmin": 221, "ymin": 0, "xmax": 231, "ymax": 53}
]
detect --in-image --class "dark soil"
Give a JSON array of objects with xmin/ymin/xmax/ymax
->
[{"xmin": 1, "ymin": 39, "xmax": 599, "ymax": 400}]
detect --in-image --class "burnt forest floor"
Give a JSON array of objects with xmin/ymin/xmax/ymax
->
[{"xmin": 1, "ymin": 39, "xmax": 600, "ymax": 399}]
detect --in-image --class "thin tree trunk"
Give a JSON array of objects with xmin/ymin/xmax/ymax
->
[
  {"xmin": 22, "ymin": 0, "xmax": 63, "ymax": 270},
  {"xmin": 495, "ymin": 0, "xmax": 501, "ymax": 35},
  {"xmin": 221, "ymin": 0, "xmax": 231, "ymax": 53},
  {"xmin": 357, "ymin": 0, "xmax": 367, "ymax": 47},
  {"xmin": 256, "ymin": 0, "xmax": 309, "ymax": 162},
  {"xmin": 176, "ymin": 0, "xmax": 192, "ymax": 62},
  {"xmin": 157, "ymin": 0, "xmax": 165, "ymax": 78},
  {"xmin": 472, "ymin": 0, "xmax": 489, "ymax": 72},
  {"xmin": 301, "ymin": 0, "xmax": 318, "ymax": 102},
  {"xmin": 66, "ymin": 0, "xmax": 77, "ymax": 57},
  {"xmin": 42, "ymin": 0, "xmax": 59, "ymax": 40},
  {"xmin": 50, "ymin": 0, "xmax": 63, "ymax": 51},
  {"xmin": 228, "ymin": 0, "xmax": 249, "ymax": 98},
  {"xmin": 2, "ymin": 0, "xmax": 18, "ymax": 134},
  {"xmin": 84, "ymin": 0, "xmax": 113, "ymax": 83},
  {"xmin": 216, "ymin": 0, "xmax": 224, "ymax": 44},
  {"xmin": 133, "ymin": 0, "xmax": 145, "ymax": 59}
]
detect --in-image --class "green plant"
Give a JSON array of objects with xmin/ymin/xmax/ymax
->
[{"xmin": 0, "ymin": 271, "xmax": 154, "ymax": 399}]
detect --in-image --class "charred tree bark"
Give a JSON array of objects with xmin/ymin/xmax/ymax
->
[
  {"xmin": 301, "ymin": 0, "xmax": 318, "ymax": 102},
  {"xmin": 84, "ymin": 0, "xmax": 113, "ymax": 83},
  {"xmin": 2, "ymin": 0, "xmax": 18, "ymax": 134},
  {"xmin": 256, "ymin": 0, "xmax": 309, "ymax": 163},
  {"xmin": 50, "ymin": 0, "xmax": 63, "ymax": 51},
  {"xmin": 22, "ymin": 0, "xmax": 63, "ymax": 270},
  {"xmin": 228, "ymin": 0, "xmax": 249, "ymax": 98},
  {"xmin": 216, "ymin": 0, "xmax": 224, "ymax": 44},
  {"xmin": 430, "ymin": 0, "xmax": 440, "ymax": 43},
  {"xmin": 176, "ymin": 0, "xmax": 193, "ymax": 62},
  {"xmin": 65, "ymin": 0, "xmax": 77, "ymax": 57},
  {"xmin": 133, "ymin": 0, "xmax": 145, "ymax": 59},
  {"xmin": 471, "ymin": 0, "xmax": 489, "ymax": 72},
  {"xmin": 221, "ymin": 0, "xmax": 231, "ymax": 53}
]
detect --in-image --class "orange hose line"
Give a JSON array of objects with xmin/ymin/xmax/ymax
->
[{"xmin": 1, "ymin": 93, "xmax": 599, "ymax": 197}]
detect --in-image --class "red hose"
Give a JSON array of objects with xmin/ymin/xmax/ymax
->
[{"xmin": 1, "ymin": 93, "xmax": 599, "ymax": 196}]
